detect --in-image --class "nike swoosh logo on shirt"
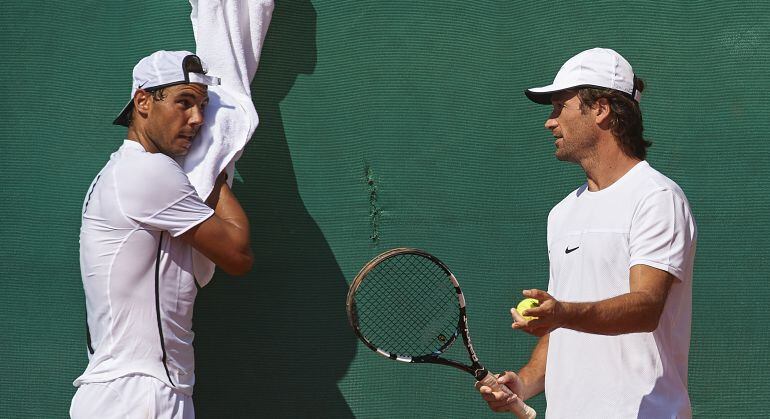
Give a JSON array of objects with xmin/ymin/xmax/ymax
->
[{"xmin": 565, "ymin": 246, "xmax": 579, "ymax": 254}]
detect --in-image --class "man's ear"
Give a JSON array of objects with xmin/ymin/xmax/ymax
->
[
  {"xmin": 594, "ymin": 97, "xmax": 611, "ymax": 127},
  {"xmin": 133, "ymin": 90, "xmax": 152, "ymax": 119}
]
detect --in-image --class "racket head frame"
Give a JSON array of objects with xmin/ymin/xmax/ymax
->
[{"xmin": 346, "ymin": 247, "xmax": 490, "ymax": 381}]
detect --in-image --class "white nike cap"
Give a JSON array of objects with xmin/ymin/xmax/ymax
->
[
  {"xmin": 525, "ymin": 48, "xmax": 641, "ymax": 105},
  {"xmin": 113, "ymin": 50, "xmax": 221, "ymax": 126}
]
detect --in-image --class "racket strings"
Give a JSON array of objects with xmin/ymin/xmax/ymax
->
[{"xmin": 354, "ymin": 254, "xmax": 461, "ymax": 357}]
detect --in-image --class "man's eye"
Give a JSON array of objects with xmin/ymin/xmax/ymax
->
[
  {"xmin": 552, "ymin": 103, "xmax": 567, "ymax": 113},
  {"xmin": 178, "ymin": 100, "xmax": 192, "ymax": 108}
]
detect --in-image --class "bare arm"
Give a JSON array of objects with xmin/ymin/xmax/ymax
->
[
  {"xmin": 476, "ymin": 333, "xmax": 548, "ymax": 413},
  {"xmin": 516, "ymin": 334, "xmax": 548, "ymax": 400},
  {"xmin": 477, "ymin": 265, "xmax": 674, "ymax": 412},
  {"xmin": 515, "ymin": 264, "xmax": 675, "ymax": 336},
  {"xmin": 180, "ymin": 174, "xmax": 253, "ymax": 276}
]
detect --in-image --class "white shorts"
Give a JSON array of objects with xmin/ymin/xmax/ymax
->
[{"xmin": 70, "ymin": 375, "xmax": 194, "ymax": 419}]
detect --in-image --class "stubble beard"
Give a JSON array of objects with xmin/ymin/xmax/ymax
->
[{"xmin": 555, "ymin": 135, "xmax": 598, "ymax": 165}]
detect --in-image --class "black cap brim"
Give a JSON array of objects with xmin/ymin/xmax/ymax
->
[
  {"xmin": 524, "ymin": 89, "xmax": 557, "ymax": 105},
  {"xmin": 113, "ymin": 100, "xmax": 133, "ymax": 127}
]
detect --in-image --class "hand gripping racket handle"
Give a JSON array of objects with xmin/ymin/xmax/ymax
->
[{"xmin": 478, "ymin": 372, "xmax": 537, "ymax": 419}]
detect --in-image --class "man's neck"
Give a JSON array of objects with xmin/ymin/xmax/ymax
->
[
  {"xmin": 126, "ymin": 126, "xmax": 158, "ymax": 154},
  {"xmin": 581, "ymin": 138, "xmax": 641, "ymax": 192}
]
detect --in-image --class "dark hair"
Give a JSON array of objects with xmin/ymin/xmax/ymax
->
[
  {"xmin": 577, "ymin": 78, "xmax": 651, "ymax": 160},
  {"xmin": 126, "ymin": 87, "xmax": 168, "ymax": 127}
]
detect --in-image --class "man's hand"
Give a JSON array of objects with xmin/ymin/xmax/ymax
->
[
  {"xmin": 511, "ymin": 289, "xmax": 566, "ymax": 337},
  {"xmin": 475, "ymin": 371, "xmax": 525, "ymax": 413}
]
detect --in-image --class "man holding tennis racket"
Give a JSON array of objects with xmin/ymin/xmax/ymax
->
[
  {"xmin": 478, "ymin": 48, "xmax": 697, "ymax": 418},
  {"xmin": 70, "ymin": 51, "xmax": 252, "ymax": 418}
]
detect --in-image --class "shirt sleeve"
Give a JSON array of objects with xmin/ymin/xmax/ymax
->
[
  {"xmin": 629, "ymin": 188, "xmax": 696, "ymax": 282},
  {"xmin": 117, "ymin": 154, "xmax": 215, "ymax": 237}
]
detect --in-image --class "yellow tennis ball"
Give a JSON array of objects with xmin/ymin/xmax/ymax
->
[{"xmin": 516, "ymin": 298, "xmax": 540, "ymax": 321}]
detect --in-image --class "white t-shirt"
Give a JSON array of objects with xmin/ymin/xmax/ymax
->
[
  {"xmin": 544, "ymin": 161, "xmax": 697, "ymax": 419},
  {"xmin": 74, "ymin": 140, "xmax": 215, "ymax": 396}
]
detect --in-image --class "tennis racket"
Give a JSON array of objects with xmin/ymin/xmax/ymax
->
[{"xmin": 346, "ymin": 248, "xmax": 536, "ymax": 418}]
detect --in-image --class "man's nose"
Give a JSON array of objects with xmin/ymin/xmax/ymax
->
[
  {"xmin": 545, "ymin": 117, "xmax": 557, "ymax": 131},
  {"xmin": 189, "ymin": 106, "xmax": 205, "ymax": 127}
]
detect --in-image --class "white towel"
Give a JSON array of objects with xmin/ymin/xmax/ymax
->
[{"xmin": 185, "ymin": 0, "xmax": 274, "ymax": 285}]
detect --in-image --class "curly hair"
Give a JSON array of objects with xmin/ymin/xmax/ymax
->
[{"xmin": 577, "ymin": 78, "xmax": 651, "ymax": 160}]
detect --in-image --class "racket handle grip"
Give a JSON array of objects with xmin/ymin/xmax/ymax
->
[{"xmin": 479, "ymin": 372, "xmax": 537, "ymax": 419}]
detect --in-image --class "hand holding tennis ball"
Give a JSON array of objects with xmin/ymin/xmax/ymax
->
[
  {"xmin": 516, "ymin": 298, "xmax": 540, "ymax": 321},
  {"xmin": 512, "ymin": 290, "xmax": 565, "ymax": 337}
]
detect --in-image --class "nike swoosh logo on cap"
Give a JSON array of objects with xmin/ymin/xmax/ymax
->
[{"xmin": 565, "ymin": 246, "xmax": 579, "ymax": 254}]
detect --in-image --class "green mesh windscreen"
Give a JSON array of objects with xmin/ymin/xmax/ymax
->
[{"xmin": 1, "ymin": 1, "xmax": 769, "ymax": 417}]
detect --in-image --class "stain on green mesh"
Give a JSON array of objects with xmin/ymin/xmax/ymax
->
[{"xmin": 365, "ymin": 162, "xmax": 381, "ymax": 243}]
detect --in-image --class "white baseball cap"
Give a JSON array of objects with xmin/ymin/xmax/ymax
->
[
  {"xmin": 113, "ymin": 50, "xmax": 221, "ymax": 126},
  {"xmin": 525, "ymin": 48, "xmax": 641, "ymax": 105}
]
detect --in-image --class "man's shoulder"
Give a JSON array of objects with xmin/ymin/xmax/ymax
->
[
  {"xmin": 111, "ymin": 143, "xmax": 193, "ymax": 204},
  {"xmin": 547, "ymin": 183, "xmax": 587, "ymax": 222},
  {"xmin": 117, "ymin": 143, "xmax": 180, "ymax": 170},
  {"xmin": 114, "ymin": 143, "xmax": 186, "ymax": 183},
  {"xmin": 633, "ymin": 162, "xmax": 689, "ymax": 201},
  {"xmin": 555, "ymin": 183, "xmax": 587, "ymax": 207}
]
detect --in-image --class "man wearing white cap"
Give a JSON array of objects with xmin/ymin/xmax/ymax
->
[
  {"xmin": 70, "ymin": 51, "xmax": 253, "ymax": 418},
  {"xmin": 477, "ymin": 48, "xmax": 697, "ymax": 418}
]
